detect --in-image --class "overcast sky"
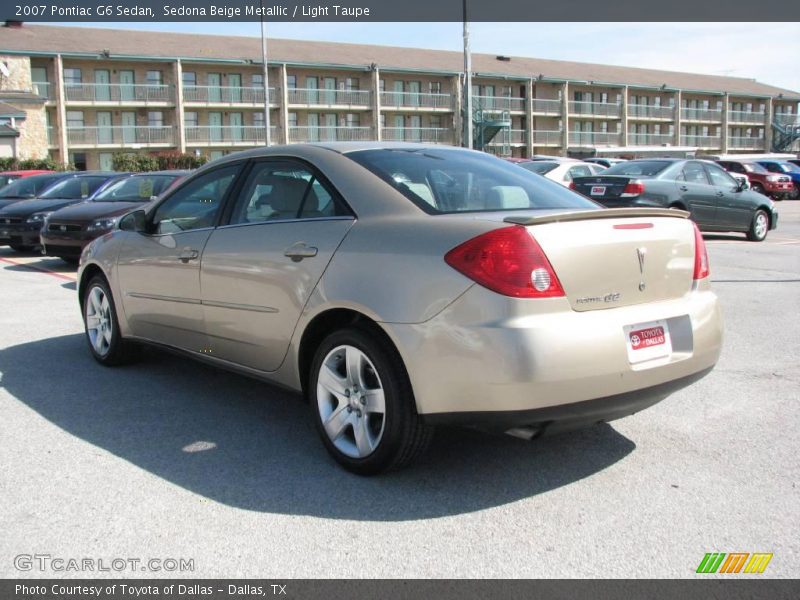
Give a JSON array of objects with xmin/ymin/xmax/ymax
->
[{"xmin": 49, "ymin": 22, "xmax": 800, "ymax": 92}]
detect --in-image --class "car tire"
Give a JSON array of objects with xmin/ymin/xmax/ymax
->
[
  {"xmin": 751, "ymin": 183, "xmax": 765, "ymax": 196},
  {"xmin": 82, "ymin": 275, "xmax": 138, "ymax": 366},
  {"xmin": 789, "ymin": 185, "xmax": 800, "ymax": 200},
  {"xmin": 9, "ymin": 244, "xmax": 33, "ymax": 252},
  {"xmin": 746, "ymin": 209, "xmax": 769, "ymax": 242},
  {"xmin": 309, "ymin": 326, "xmax": 433, "ymax": 475}
]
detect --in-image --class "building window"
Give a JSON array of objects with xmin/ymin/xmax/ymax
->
[
  {"xmin": 182, "ymin": 71, "xmax": 196, "ymax": 87},
  {"xmin": 66, "ymin": 110, "xmax": 84, "ymax": 127},
  {"xmin": 429, "ymin": 81, "xmax": 442, "ymax": 95},
  {"xmin": 184, "ymin": 111, "xmax": 198, "ymax": 127},
  {"xmin": 148, "ymin": 111, "xmax": 164, "ymax": 127},
  {"xmin": 600, "ymin": 92, "xmax": 609, "ymax": 104},
  {"xmin": 63, "ymin": 68, "xmax": 82, "ymax": 85},
  {"xmin": 430, "ymin": 115, "xmax": 441, "ymax": 129},
  {"xmin": 252, "ymin": 74, "xmax": 263, "ymax": 87},
  {"xmin": 345, "ymin": 77, "xmax": 360, "ymax": 91},
  {"xmin": 379, "ymin": 79, "xmax": 385, "ymax": 92},
  {"xmin": 287, "ymin": 75, "xmax": 297, "ymax": 89},
  {"xmin": 253, "ymin": 112, "xmax": 264, "ymax": 127},
  {"xmin": 345, "ymin": 113, "xmax": 360, "ymax": 127},
  {"xmin": 146, "ymin": 70, "xmax": 163, "ymax": 86},
  {"xmin": 288, "ymin": 112, "xmax": 298, "ymax": 127}
]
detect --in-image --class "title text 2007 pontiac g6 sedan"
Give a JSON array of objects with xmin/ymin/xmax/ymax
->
[{"xmin": 77, "ymin": 143, "xmax": 723, "ymax": 475}]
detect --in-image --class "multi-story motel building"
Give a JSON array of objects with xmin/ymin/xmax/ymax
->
[{"xmin": 0, "ymin": 22, "xmax": 798, "ymax": 170}]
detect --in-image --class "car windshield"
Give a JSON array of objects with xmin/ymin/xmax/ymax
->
[
  {"xmin": 742, "ymin": 163, "xmax": 768, "ymax": 174},
  {"xmin": 92, "ymin": 175, "xmax": 179, "ymax": 202},
  {"xmin": 518, "ymin": 161, "xmax": 559, "ymax": 175},
  {"xmin": 601, "ymin": 161, "xmax": 671, "ymax": 177},
  {"xmin": 347, "ymin": 149, "xmax": 598, "ymax": 213},
  {"xmin": 0, "ymin": 174, "xmax": 64, "ymax": 198},
  {"xmin": 38, "ymin": 176, "xmax": 111, "ymax": 200},
  {"xmin": 0, "ymin": 175, "xmax": 20, "ymax": 188}
]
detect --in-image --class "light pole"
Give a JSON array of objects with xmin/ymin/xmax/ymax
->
[
  {"xmin": 463, "ymin": 0, "xmax": 472, "ymax": 149},
  {"xmin": 260, "ymin": 0, "xmax": 271, "ymax": 146}
]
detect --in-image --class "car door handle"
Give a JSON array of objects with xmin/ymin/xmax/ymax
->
[
  {"xmin": 679, "ymin": 185, "xmax": 689, "ymax": 192},
  {"xmin": 716, "ymin": 191, "xmax": 724, "ymax": 197},
  {"xmin": 284, "ymin": 242, "xmax": 318, "ymax": 262},
  {"xmin": 179, "ymin": 248, "xmax": 200, "ymax": 263}
]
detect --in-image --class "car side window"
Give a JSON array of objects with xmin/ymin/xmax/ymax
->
[
  {"xmin": 566, "ymin": 165, "xmax": 591, "ymax": 181},
  {"xmin": 682, "ymin": 162, "xmax": 710, "ymax": 185},
  {"xmin": 229, "ymin": 160, "xmax": 348, "ymax": 225},
  {"xmin": 153, "ymin": 164, "xmax": 240, "ymax": 235},
  {"xmin": 763, "ymin": 162, "xmax": 780, "ymax": 173},
  {"xmin": 705, "ymin": 164, "xmax": 738, "ymax": 188}
]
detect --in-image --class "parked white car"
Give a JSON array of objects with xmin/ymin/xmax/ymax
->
[{"xmin": 518, "ymin": 160, "xmax": 607, "ymax": 187}]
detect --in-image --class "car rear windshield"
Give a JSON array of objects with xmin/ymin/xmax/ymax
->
[
  {"xmin": 0, "ymin": 174, "xmax": 64, "ymax": 198},
  {"xmin": 518, "ymin": 161, "xmax": 559, "ymax": 175},
  {"xmin": 601, "ymin": 161, "xmax": 671, "ymax": 177},
  {"xmin": 347, "ymin": 149, "xmax": 598, "ymax": 213},
  {"xmin": 38, "ymin": 176, "xmax": 111, "ymax": 200},
  {"xmin": 92, "ymin": 175, "xmax": 179, "ymax": 202}
]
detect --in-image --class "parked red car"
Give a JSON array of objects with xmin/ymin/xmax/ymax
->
[
  {"xmin": 716, "ymin": 160, "xmax": 793, "ymax": 200},
  {"xmin": 0, "ymin": 169, "xmax": 53, "ymax": 189}
]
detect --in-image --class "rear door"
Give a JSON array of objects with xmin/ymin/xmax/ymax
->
[
  {"xmin": 675, "ymin": 161, "xmax": 716, "ymax": 226},
  {"xmin": 200, "ymin": 159, "xmax": 355, "ymax": 372}
]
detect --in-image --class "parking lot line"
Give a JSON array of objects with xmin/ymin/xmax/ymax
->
[{"xmin": 0, "ymin": 256, "xmax": 77, "ymax": 282}]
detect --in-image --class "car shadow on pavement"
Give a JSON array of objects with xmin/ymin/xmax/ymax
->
[{"xmin": 0, "ymin": 334, "xmax": 636, "ymax": 521}]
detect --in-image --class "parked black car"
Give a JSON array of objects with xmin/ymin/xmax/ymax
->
[
  {"xmin": 0, "ymin": 172, "xmax": 76, "ymax": 209},
  {"xmin": 571, "ymin": 159, "xmax": 778, "ymax": 241},
  {"xmin": 0, "ymin": 172, "xmax": 123, "ymax": 251},
  {"xmin": 42, "ymin": 170, "xmax": 189, "ymax": 262}
]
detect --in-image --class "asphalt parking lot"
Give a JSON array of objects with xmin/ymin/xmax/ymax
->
[{"xmin": 0, "ymin": 205, "xmax": 798, "ymax": 579}]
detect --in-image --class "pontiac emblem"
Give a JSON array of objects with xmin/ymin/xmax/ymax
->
[{"xmin": 637, "ymin": 247, "xmax": 646, "ymax": 291}]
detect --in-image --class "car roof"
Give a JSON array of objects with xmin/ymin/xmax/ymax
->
[{"xmin": 0, "ymin": 169, "xmax": 53, "ymax": 175}]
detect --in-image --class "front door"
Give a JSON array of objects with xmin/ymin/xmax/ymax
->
[
  {"xmin": 307, "ymin": 113, "xmax": 320, "ymax": 142},
  {"xmin": 408, "ymin": 81, "xmax": 421, "ymax": 107},
  {"xmin": 323, "ymin": 77, "xmax": 336, "ymax": 104},
  {"xmin": 98, "ymin": 152, "xmax": 114, "ymax": 172},
  {"xmin": 408, "ymin": 115, "xmax": 422, "ymax": 141},
  {"xmin": 121, "ymin": 111, "xmax": 136, "ymax": 144},
  {"xmin": 116, "ymin": 164, "xmax": 242, "ymax": 351},
  {"xmin": 675, "ymin": 161, "xmax": 717, "ymax": 226},
  {"xmin": 94, "ymin": 69, "xmax": 111, "ymax": 101},
  {"xmin": 229, "ymin": 112, "xmax": 243, "ymax": 142},
  {"xmin": 96, "ymin": 111, "xmax": 113, "ymax": 144},
  {"xmin": 119, "ymin": 70, "xmax": 135, "ymax": 101},
  {"xmin": 208, "ymin": 73, "xmax": 222, "ymax": 102},
  {"xmin": 208, "ymin": 111, "xmax": 223, "ymax": 142},
  {"xmin": 306, "ymin": 76, "xmax": 319, "ymax": 104},
  {"xmin": 200, "ymin": 159, "xmax": 354, "ymax": 371},
  {"xmin": 228, "ymin": 73, "xmax": 241, "ymax": 103},
  {"xmin": 704, "ymin": 162, "xmax": 752, "ymax": 230}
]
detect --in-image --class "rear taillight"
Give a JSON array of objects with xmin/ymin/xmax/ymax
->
[
  {"xmin": 692, "ymin": 222, "xmax": 710, "ymax": 280},
  {"xmin": 444, "ymin": 225, "xmax": 565, "ymax": 298},
  {"xmin": 621, "ymin": 180, "xmax": 645, "ymax": 197}
]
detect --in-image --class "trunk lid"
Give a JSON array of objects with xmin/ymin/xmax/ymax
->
[
  {"xmin": 571, "ymin": 175, "xmax": 636, "ymax": 201},
  {"xmin": 506, "ymin": 209, "xmax": 696, "ymax": 311}
]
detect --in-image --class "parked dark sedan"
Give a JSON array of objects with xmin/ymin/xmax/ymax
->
[
  {"xmin": 0, "ymin": 172, "xmax": 75, "ymax": 209},
  {"xmin": 42, "ymin": 170, "xmax": 189, "ymax": 262},
  {"xmin": 571, "ymin": 159, "xmax": 777, "ymax": 241},
  {"xmin": 0, "ymin": 172, "xmax": 122, "ymax": 251}
]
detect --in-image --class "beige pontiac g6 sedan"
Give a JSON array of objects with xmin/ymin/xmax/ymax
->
[{"xmin": 77, "ymin": 143, "xmax": 723, "ymax": 474}]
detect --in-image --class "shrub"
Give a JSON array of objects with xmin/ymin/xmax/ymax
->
[
  {"xmin": 0, "ymin": 157, "xmax": 73, "ymax": 171},
  {"xmin": 112, "ymin": 151, "xmax": 207, "ymax": 172}
]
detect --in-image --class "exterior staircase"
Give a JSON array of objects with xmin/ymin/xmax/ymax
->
[
  {"xmin": 472, "ymin": 106, "xmax": 511, "ymax": 153},
  {"xmin": 771, "ymin": 117, "xmax": 800, "ymax": 152}
]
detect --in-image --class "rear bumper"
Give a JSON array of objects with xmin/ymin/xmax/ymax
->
[
  {"xmin": 763, "ymin": 181, "xmax": 793, "ymax": 193},
  {"xmin": 387, "ymin": 284, "xmax": 722, "ymax": 422}
]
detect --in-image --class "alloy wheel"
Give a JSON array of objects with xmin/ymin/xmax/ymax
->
[{"xmin": 85, "ymin": 285, "xmax": 113, "ymax": 357}]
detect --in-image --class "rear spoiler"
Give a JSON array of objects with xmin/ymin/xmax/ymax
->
[{"xmin": 504, "ymin": 207, "xmax": 690, "ymax": 226}]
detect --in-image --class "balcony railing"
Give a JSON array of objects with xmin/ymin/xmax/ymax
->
[
  {"xmin": 530, "ymin": 99, "xmax": 562, "ymax": 115},
  {"xmin": 568, "ymin": 102, "xmax": 622, "ymax": 118},
  {"xmin": 488, "ymin": 129, "xmax": 526, "ymax": 145},
  {"xmin": 728, "ymin": 136, "xmax": 766, "ymax": 149},
  {"xmin": 680, "ymin": 134, "xmax": 722, "ymax": 148},
  {"xmin": 380, "ymin": 91, "xmax": 454, "ymax": 110},
  {"xmin": 568, "ymin": 131, "xmax": 621, "ymax": 145},
  {"xmin": 531, "ymin": 130, "xmax": 563, "ymax": 146},
  {"xmin": 183, "ymin": 85, "xmax": 277, "ymax": 105},
  {"xmin": 474, "ymin": 95, "xmax": 526, "ymax": 112},
  {"xmin": 628, "ymin": 133, "xmax": 675, "ymax": 146},
  {"xmin": 185, "ymin": 125, "xmax": 278, "ymax": 145},
  {"xmin": 66, "ymin": 126, "xmax": 174, "ymax": 146},
  {"xmin": 64, "ymin": 83, "xmax": 173, "ymax": 103},
  {"xmin": 288, "ymin": 126, "xmax": 372, "ymax": 142},
  {"xmin": 728, "ymin": 110, "xmax": 766, "ymax": 124},
  {"xmin": 381, "ymin": 127, "xmax": 453, "ymax": 144},
  {"xmin": 287, "ymin": 88, "xmax": 371, "ymax": 107},
  {"xmin": 774, "ymin": 114, "xmax": 799, "ymax": 127},
  {"xmin": 627, "ymin": 104, "xmax": 674, "ymax": 119},
  {"xmin": 680, "ymin": 108, "xmax": 723, "ymax": 122},
  {"xmin": 32, "ymin": 81, "xmax": 53, "ymax": 101}
]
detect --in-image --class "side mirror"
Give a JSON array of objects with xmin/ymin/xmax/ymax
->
[
  {"xmin": 736, "ymin": 179, "xmax": 747, "ymax": 192},
  {"xmin": 119, "ymin": 209, "xmax": 147, "ymax": 233}
]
